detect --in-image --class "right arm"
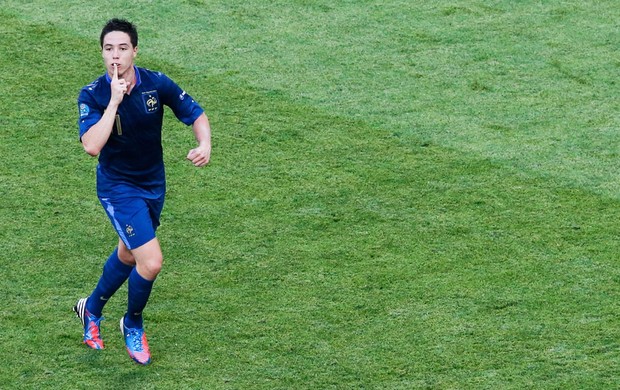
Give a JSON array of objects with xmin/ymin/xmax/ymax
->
[
  {"xmin": 81, "ymin": 64, "xmax": 127, "ymax": 157},
  {"xmin": 81, "ymin": 101, "xmax": 119, "ymax": 156}
]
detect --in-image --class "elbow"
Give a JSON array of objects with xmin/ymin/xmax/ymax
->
[
  {"xmin": 80, "ymin": 126, "xmax": 108, "ymax": 156},
  {"xmin": 82, "ymin": 143, "xmax": 101, "ymax": 157}
]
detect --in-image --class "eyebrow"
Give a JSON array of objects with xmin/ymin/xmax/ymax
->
[{"xmin": 103, "ymin": 43, "xmax": 131, "ymax": 48}]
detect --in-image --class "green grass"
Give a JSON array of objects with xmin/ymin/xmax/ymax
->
[{"xmin": 2, "ymin": 1, "xmax": 620, "ymax": 388}]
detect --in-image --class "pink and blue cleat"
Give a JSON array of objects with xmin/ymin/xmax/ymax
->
[
  {"xmin": 73, "ymin": 298, "xmax": 104, "ymax": 350},
  {"xmin": 120, "ymin": 316, "xmax": 151, "ymax": 365}
]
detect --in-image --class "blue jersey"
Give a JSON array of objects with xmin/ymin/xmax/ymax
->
[{"xmin": 78, "ymin": 66, "xmax": 203, "ymax": 198}]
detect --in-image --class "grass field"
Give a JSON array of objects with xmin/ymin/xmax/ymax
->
[{"xmin": 2, "ymin": 0, "xmax": 620, "ymax": 388}]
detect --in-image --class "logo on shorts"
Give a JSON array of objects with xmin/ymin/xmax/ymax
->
[{"xmin": 125, "ymin": 224, "xmax": 136, "ymax": 237}]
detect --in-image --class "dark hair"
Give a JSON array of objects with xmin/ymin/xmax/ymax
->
[{"xmin": 100, "ymin": 18, "xmax": 138, "ymax": 48}]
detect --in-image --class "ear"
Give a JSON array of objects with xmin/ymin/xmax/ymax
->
[{"xmin": 133, "ymin": 46, "xmax": 138, "ymax": 58}]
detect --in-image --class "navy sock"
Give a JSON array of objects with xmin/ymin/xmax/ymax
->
[
  {"xmin": 124, "ymin": 269, "xmax": 155, "ymax": 329},
  {"xmin": 86, "ymin": 248, "xmax": 134, "ymax": 317}
]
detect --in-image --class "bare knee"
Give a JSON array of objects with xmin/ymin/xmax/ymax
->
[
  {"xmin": 132, "ymin": 238, "xmax": 163, "ymax": 280},
  {"xmin": 137, "ymin": 255, "xmax": 163, "ymax": 280},
  {"xmin": 117, "ymin": 243, "xmax": 136, "ymax": 266}
]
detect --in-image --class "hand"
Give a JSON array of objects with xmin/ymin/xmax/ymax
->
[
  {"xmin": 110, "ymin": 64, "xmax": 127, "ymax": 106},
  {"xmin": 186, "ymin": 145, "xmax": 211, "ymax": 167}
]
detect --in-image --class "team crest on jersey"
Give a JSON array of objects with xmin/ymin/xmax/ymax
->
[{"xmin": 142, "ymin": 90, "xmax": 160, "ymax": 113}]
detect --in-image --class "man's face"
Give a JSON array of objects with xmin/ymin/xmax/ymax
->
[{"xmin": 101, "ymin": 31, "xmax": 137, "ymax": 77}]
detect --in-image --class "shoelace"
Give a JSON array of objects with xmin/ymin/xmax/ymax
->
[{"xmin": 127, "ymin": 328, "xmax": 145, "ymax": 351}]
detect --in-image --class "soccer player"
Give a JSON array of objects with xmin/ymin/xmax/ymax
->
[{"xmin": 73, "ymin": 18, "xmax": 211, "ymax": 365}]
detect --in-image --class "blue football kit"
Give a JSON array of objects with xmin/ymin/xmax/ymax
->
[{"xmin": 78, "ymin": 66, "xmax": 204, "ymax": 249}]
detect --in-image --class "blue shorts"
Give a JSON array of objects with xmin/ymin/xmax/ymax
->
[{"xmin": 99, "ymin": 195, "xmax": 165, "ymax": 250}]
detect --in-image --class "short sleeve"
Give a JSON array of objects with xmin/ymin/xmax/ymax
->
[
  {"xmin": 77, "ymin": 89, "xmax": 103, "ymax": 140},
  {"xmin": 158, "ymin": 73, "xmax": 204, "ymax": 126}
]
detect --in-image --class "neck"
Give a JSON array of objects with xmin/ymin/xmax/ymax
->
[{"xmin": 123, "ymin": 65, "xmax": 136, "ymax": 84}]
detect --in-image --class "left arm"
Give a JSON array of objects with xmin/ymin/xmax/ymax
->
[{"xmin": 186, "ymin": 112, "xmax": 211, "ymax": 167}]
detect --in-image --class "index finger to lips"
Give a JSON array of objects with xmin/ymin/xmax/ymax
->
[{"xmin": 113, "ymin": 64, "xmax": 118, "ymax": 79}]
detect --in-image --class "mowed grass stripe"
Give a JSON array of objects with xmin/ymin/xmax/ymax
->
[{"xmin": 3, "ymin": 1, "xmax": 620, "ymax": 200}]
